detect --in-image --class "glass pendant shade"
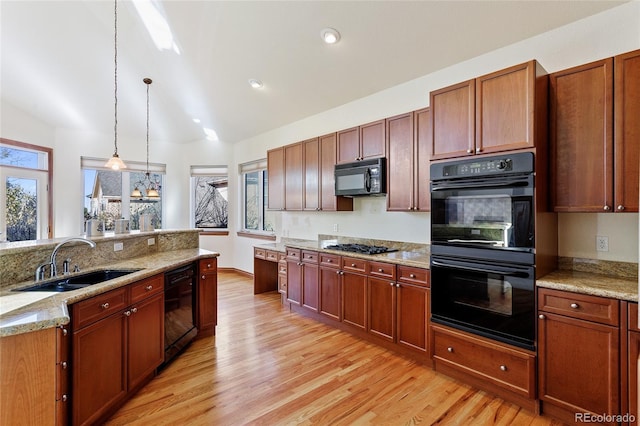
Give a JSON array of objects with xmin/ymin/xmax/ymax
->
[
  {"xmin": 105, "ymin": 153, "xmax": 126, "ymax": 170},
  {"xmin": 131, "ymin": 187, "xmax": 143, "ymax": 198}
]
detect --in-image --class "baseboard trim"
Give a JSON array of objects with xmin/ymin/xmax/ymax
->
[{"xmin": 218, "ymin": 267, "xmax": 253, "ymax": 279}]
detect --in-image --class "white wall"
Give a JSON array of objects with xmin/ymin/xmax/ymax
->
[{"xmin": 2, "ymin": 2, "xmax": 639, "ymax": 272}]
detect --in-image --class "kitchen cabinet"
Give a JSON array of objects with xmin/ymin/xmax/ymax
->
[
  {"xmin": 301, "ymin": 250, "xmax": 319, "ymax": 311},
  {"xmin": 431, "ymin": 60, "xmax": 547, "ymax": 160},
  {"xmin": 396, "ymin": 266, "xmax": 430, "ymax": 355},
  {"xmin": 337, "ymin": 119, "xmax": 386, "ymax": 164},
  {"xmin": 319, "ymin": 133, "xmax": 353, "ymax": 211},
  {"xmin": 551, "ymin": 49, "xmax": 639, "ymax": 213},
  {"xmin": 537, "ymin": 287, "xmax": 620, "ymax": 425},
  {"xmin": 319, "ymin": 253, "xmax": 341, "ymax": 321},
  {"xmin": 368, "ymin": 261, "xmax": 397, "ymax": 343},
  {"xmin": 286, "ymin": 248, "xmax": 302, "ymax": 305},
  {"xmin": 285, "ymin": 142, "xmax": 304, "ymax": 210},
  {"xmin": 386, "ymin": 108, "xmax": 431, "ymax": 211},
  {"xmin": 627, "ymin": 303, "xmax": 639, "ymax": 426},
  {"xmin": 267, "ymin": 147, "xmax": 285, "ymax": 210},
  {"xmin": 278, "ymin": 252, "xmax": 287, "ymax": 296},
  {"xmin": 303, "ymin": 137, "xmax": 320, "ymax": 211},
  {"xmin": 253, "ymin": 247, "xmax": 278, "ymax": 294},
  {"xmin": 71, "ymin": 275, "xmax": 164, "ymax": 426},
  {"xmin": 198, "ymin": 258, "xmax": 218, "ymax": 336},
  {"xmin": 341, "ymin": 257, "xmax": 369, "ymax": 330}
]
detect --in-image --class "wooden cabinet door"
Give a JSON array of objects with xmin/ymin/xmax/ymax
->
[
  {"xmin": 550, "ymin": 58, "xmax": 614, "ymax": 212},
  {"xmin": 414, "ymin": 107, "xmax": 431, "ymax": 211},
  {"xmin": 342, "ymin": 271, "xmax": 367, "ymax": 330},
  {"xmin": 198, "ymin": 263, "xmax": 218, "ymax": 335},
  {"xmin": 360, "ymin": 119, "xmax": 386, "ymax": 160},
  {"xmin": 303, "ymin": 137, "xmax": 320, "ymax": 211},
  {"xmin": 614, "ymin": 49, "xmax": 640, "ymax": 213},
  {"xmin": 476, "ymin": 61, "xmax": 537, "ymax": 154},
  {"xmin": 284, "ymin": 142, "xmax": 303, "ymax": 210},
  {"xmin": 267, "ymin": 147, "xmax": 285, "ymax": 210},
  {"xmin": 73, "ymin": 312, "xmax": 127, "ymax": 426},
  {"xmin": 337, "ymin": 127, "xmax": 360, "ymax": 164},
  {"xmin": 319, "ymin": 266, "xmax": 341, "ymax": 321},
  {"xmin": 367, "ymin": 277, "xmax": 395, "ymax": 343},
  {"xmin": 629, "ymin": 330, "xmax": 640, "ymax": 426},
  {"xmin": 386, "ymin": 112, "xmax": 414, "ymax": 211},
  {"xmin": 302, "ymin": 262, "xmax": 319, "ymax": 311},
  {"xmin": 128, "ymin": 293, "xmax": 164, "ymax": 390},
  {"xmin": 319, "ymin": 133, "xmax": 353, "ymax": 211},
  {"xmin": 538, "ymin": 312, "xmax": 620, "ymax": 421},
  {"xmin": 431, "ymin": 79, "xmax": 475, "ymax": 160},
  {"xmin": 286, "ymin": 260, "xmax": 302, "ymax": 306},
  {"xmin": 396, "ymin": 283, "xmax": 429, "ymax": 354}
]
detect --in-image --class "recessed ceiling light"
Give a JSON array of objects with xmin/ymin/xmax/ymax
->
[
  {"xmin": 192, "ymin": 118, "xmax": 201, "ymax": 124},
  {"xmin": 321, "ymin": 28, "xmax": 341, "ymax": 44},
  {"xmin": 248, "ymin": 79, "xmax": 263, "ymax": 89}
]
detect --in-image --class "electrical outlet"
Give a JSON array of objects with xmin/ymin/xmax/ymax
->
[
  {"xmin": 147, "ymin": 238, "xmax": 156, "ymax": 246},
  {"xmin": 596, "ymin": 235, "xmax": 609, "ymax": 252},
  {"xmin": 333, "ymin": 223, "xmax": 339, "ymax": 232},
  {"xmin": 114, "ymin": 242, "xmax": 123, "ymax": 252}
]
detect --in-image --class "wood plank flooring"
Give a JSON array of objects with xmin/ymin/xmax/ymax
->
[{"xmin": 106, "ymin": 271, "xmax": 566, "ymax": 425}]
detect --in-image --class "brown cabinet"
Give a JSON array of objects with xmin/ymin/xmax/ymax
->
[
  {"xmin": 301, "ymin": 250, "xmax": 319, "ymax": 311},
  {"xmin": 267, "ymin": 147, "xmax": 285, "ymax": 210},
  {"xmin": 386, "ymin": 108, "xmax": 431, "ymax": 211},
  {"xmin": 431, "ymin": 60, "xmax": 547, "ymax": 160},
  {"xmin": 396, "ymin": 266, "xmax": 430, "ymax": 355},
  {"xmin": 71, "ymin": 276, "xmax": 164, "ymax": 426},
  {"xmin": 319, "ymin": 133, "xmax": 353, "ymax": 211},
  {"xmin": 341, "ymin": 256, "xmax": 369, "ymax": 330},
  {"xmin": 337, "ymin": 120, "xmax": 386, "ymax": 164},
  {"xmin": 319, "ymin": 253, "xmax": 341, "ymax": 321},
  {"xmin": 538, "ymin": 287, "xmax": 620, "ymax": 424},
  {"xmin": 551, "ymin": 49, "xmax": 639, "ymax": 213},
  {"xmin": 367, "ymin": 276, "xmax": 396, "ymax": 342},
  {"xmin": 286, "ymin": 248, "xmax": 302, "ymax": 305},
  {"xmin": 627, "ymin": 303, "xmax": 639, "ymax": 426},
  {"xmin": 285, "ymin": 142, "xmax": 304, "ymax": 211},
  {"xmin": 198, "ymin": 258, "xmax": 218, "ymax": 336},
  {"xmin": 303, "ymin": 137, "xmax": 320, "ymax": 211}
]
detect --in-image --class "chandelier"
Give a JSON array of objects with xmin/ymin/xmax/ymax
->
[{"xmin": 131, "ymin": 78, "xmax": 160, "ymax": 199}]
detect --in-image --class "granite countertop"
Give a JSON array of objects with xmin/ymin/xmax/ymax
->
[
  {"xmin": 537, "ymin": 269, "xmax": 638, "ymax": 302},
  {"xmin": 0, "ymin": 248, "xmax": 219, "ymax": 337}
]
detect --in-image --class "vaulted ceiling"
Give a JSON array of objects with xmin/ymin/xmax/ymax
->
[{"xmin": 0, "ymin": 1, "xmax": 627, "ymax": 144}]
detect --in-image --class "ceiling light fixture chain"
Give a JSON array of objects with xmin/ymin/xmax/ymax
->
[
  {"xmin": 132, "ymin": 78, "xmax": 159, "ymax": 199},
  {"xmin": 105, "ymin": 0, "xmax": 127, "ymax": 170}
]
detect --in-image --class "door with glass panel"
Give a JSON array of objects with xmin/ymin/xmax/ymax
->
[{"xmin": 0, "ymin": 167, "xmax": 49, "ymax": 242}]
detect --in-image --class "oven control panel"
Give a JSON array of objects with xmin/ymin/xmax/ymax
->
[
  {"xmin": 446, "ymin": 158, "xmax": 512, "ymax": 176},
  {"xmin": 432, "ymin": 152, "xmax": 533, "ymax": 179}
]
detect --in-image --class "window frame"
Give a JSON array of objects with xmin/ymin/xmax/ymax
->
[
  {"xmin": 238, "ymin": 159, "xmax": 274, "ymax": 239},
  {"xmin": 190, "ymin": 165, "xmax": 229, "ymax": 236}
]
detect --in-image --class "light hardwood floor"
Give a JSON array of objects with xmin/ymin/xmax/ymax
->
[{"xmin": 106, "ymin": 270, "xmax": 566, "ymax": 425}]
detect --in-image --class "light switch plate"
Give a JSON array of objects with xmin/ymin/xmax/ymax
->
[
  {"xmin": 114, "ymin": 242, "xmax": 124, "ymax": 251},
  {"xmin": 148, "ymin": 238, "xmax": 155, "ymax": 246}
]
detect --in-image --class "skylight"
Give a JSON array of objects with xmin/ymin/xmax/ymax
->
[{"xmin": 132, "ymin": 0, "xmax": 180, "ymax": 54}]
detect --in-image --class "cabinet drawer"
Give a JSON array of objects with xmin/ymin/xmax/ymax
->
[
  {"xmin": 538, "ymin": 287, "xmax": 619, "ymax": 326},
  {"xmin": 278, "ymin": 262, "xmax": 288, "ymax": 275},
  {"xmin": 266, "ymin": 250, "xmax": 279, "ymax": 262},
  {"xmin": 286, "ymin": 248, "xmax": 301, "ymax": 261},
  {"xmin": 199, "ymin": 258, "xmax": 217, "ymax": 273},
  {"xmin": 278, "ymin": 275, "xmax": 287, "ymax": 293},
  {"xmin": 72, "ymin": 287, "xmax": 128, "ymax": 330},
  {"xmin": 369, "ymin": 261, "xmax": 396, "ymax": 280},
  {"xmin": 319, "ymin": 253, "xmax": 340, "ymax": 268},
  {"xmin": 398, "ymin": 266, "xmax": 430, "ymax": 287},
  {"xmin": 302, "ymin": 250, "xmax": 319, "ymax": 264},
  {"xmin": 342, "ymin": 257, "xmax": 368, "ymax": 274},
  {"xmin": 278, "ymin": 253, "xmax": 287, "ymax": 263},
  {"xmin": 629, "ymin": 302, "xmax": 639, "ymax": 332},
  {"xmin": 433, "ymin": 325, "xmax": 535, "ymax": 398},
  {"xmin": 130, "ymin": 274, "xmax": 163, "ymax": 304},
  {"xmin": 254, "ymin": 248, "xmax": 266, "ymax": 259}
]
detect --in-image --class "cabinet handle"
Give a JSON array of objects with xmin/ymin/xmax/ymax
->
[
  {"xmin": 202, "ymin": 275, "xmax": 206, "ymax": 280},
  {"xmin": 378, "ymin": 268, "xmax": 383, "ymax": 272},
  {"xmin": 570, "ymin": 303, "xmax": 579, "ymax": 309},
  {"xmin": 146, "ymin": 285, "xmax": 153, "ymax": 291},
  {"xmin": 500, "ymin": 365, "xmax": 507, "ymax": 371},
  {"xmin": 61, "ymin": 361, "xmax": 68, "ymax": 369},
  {"xmin": 336, "ymin": 270, "xmax": 340, "ymax": 275},
  {"xmin": 131, "ymin": 307, "xmax": 138, "ymax": 314},
  {"xmin": 617, "ymin": 205, "xmax": 625, "ymax": 211},
  {"xmin": 447, "ymin": 347, "xmax": 454, "ymax": 353},
  {"xmin": 124, "ymin": 310, "xmax": 131, "ymax": 316},
  {"xmin": 476, "ymin": 147, "xmax": 481, "ymax": 153},
  {"xmin": 351, "ymin": 263, "xmax": 356, "ymax": 267},
  {"xmin": 59, "ymin": 326, "xmax": 68, "ymax": 336},
  {"xmin": 61, "ymin": 394, "xmax": 68, "ymax": 403},
  {"xmin": 327, "ymin": 259, "xmax": 332, "ymax": 263},
  {"xmin": 467, "ymin": 149, "xmax": 473, "ymax": 154},
  {"xmin": 101, "ymin": 302, "xmax": 110, "ymax": 310},
  {"xmin": 396, "ymin": 283, "xmax": 400, "ymax": 288},
  {"xmin": 603, "ymin": 205, "xmax": 611, "ymax": 211},
  {"xmin": 389, "ymin": 282, "xmax": 394, "ymax": 286},
  {"xmin": 409, "ymin": 274, "xmax": 416, "ymax": 278},
  {"xmin": 539, "ymin": 314, "xmax": 545, "ymax": 319}
]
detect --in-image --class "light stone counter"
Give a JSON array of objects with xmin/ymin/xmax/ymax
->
[
  {"xmin": 537, "ymin": 270, "xmax": 637, "ymax": 302},
  {"xmin": 0, "ymin": 248, "xmax": 219, "ymax": 337}
]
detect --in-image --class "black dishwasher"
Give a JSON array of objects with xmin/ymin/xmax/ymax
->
[{"xmin": 163, "ymin": 263, "xmax": 197, "ymax": 367}]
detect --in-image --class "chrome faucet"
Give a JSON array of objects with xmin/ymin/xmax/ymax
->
[{"xmin": 48, "ymin": 237, "xmax": 96, "ymax": 279}]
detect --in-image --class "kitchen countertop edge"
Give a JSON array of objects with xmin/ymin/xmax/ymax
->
[
  {"xmin": 536, "ymin": 269, "xmax": 638, "ymax": 303},
  {"xmin": 0, "ymin": 248, "xmax": 219, "ymax": 337}
]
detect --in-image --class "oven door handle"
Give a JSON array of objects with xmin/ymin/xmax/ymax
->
[
  {"xmin": 431, "ymin": 175, "xmax": 531, "ymax": 191},
  {"xmin": 431, "ymin": 259, "xmax": 531, "ymax": 278}
]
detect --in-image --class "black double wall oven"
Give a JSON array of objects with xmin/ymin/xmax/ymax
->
[{"xmin": 430, "ymin": 152, "xmax": 536, "ymax": 350}]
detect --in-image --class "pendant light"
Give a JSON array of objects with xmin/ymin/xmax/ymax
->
[
  {"xmin": 105, "ymin": 0, "xmax": 127, "ymax": 170},
  {"xmin": 131, "ymin": 78, "xmax": 160, "ymax": 199}
]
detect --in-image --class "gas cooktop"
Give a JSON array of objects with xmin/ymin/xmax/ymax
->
[{"xmin": 324, "ymin": 243, "xmax": 398, "ymax": 255}]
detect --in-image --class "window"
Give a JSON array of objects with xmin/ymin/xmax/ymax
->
[
  {"xmin": 240, "ymin": 159, "xmax": 274, "ymax": 233},
  {"xmin": 0, "ymin": 139, "xmax": 52, "ymax": 242},
  {"xmin": 190, "ymin": 165, "xmax": 228, "ymax": 231},
  {"xmin": 81, "ymin": 157, "xmax": 165, "ymax": 231}
]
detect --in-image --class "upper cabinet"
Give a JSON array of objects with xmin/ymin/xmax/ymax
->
[
  {"xmin": 337, "ymin": 119, "xmax": 386, "ymax": 164},
  {"xmin": 550, "ymin": 49, "xmax": 639, "ymax": 213},
  {"xmin": 386, "ymin": 108, "xmax": 431, "ymax": 211},
  {"xmin": 430, "ymin": 60, "xmax": 548, "ymax": 160},
  {"xmin": 319, "ymin": 133, "xmax": 353, "ymax": 212}
]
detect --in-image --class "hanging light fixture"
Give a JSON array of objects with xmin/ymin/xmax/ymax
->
[
  {"xmin": 131, "ymin": 78, "xmax": 160, "ymax": 199},
  {"xmin": 105, "ymin": 0, "xmax": 127, "ymax": 170}
]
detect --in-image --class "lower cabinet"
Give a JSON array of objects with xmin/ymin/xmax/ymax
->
[
  {"xmin": 319, "ymin": 253, "xmax": 341, "ymax": 321},
  {"xmin": 198, "ymin": 258, "xmax": 218, "ymax": 336},
  {"xmin": 71, "ymin": 274, "xmax": 164, "ymax": 426},
  {"xmin": 341, "ymin": 257, "xmax": 369, "ymax": 331},
  {"xmin": 537, "ymin": 287, "xmax": 620, "ymax": 425},
  {"xmin": 627, "ymin": 303, "xmax": 639, "ymax": 426}
]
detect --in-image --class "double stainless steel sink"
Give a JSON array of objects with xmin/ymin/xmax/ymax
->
[{"xmin": 15, "ymin": 269, "xmax": 141, "ymax": 292}]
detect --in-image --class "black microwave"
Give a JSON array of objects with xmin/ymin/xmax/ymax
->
[{"xmin": 334, "ymin": 157, "xmax": 386, "ymax": 196}]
